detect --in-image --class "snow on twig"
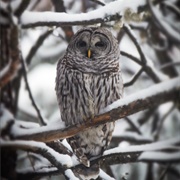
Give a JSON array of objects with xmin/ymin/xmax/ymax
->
[
  {"xmin": 0, "ymin": 138, "xmax": 73, "ymax": 169},
  {"xmin": 101, "ymin": 76, "xmax": 179, "ymax": 113},
  {"xmin": 104, "ymin": 137, "xmax": 180, "ymax": 156},
  {"xmin": 139, "ymin": 151, "xmax": 180, "ymax": 162},
  {"xmin": 64, "ymin": 169, "xmax": 79, "ymax": 180},
  {"xmin": 20, "ymin": 0, "xmax": 146, "ymax": 28}
]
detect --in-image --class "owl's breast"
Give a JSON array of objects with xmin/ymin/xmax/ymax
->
[{"xmin": 57, "ymin": 65, "xmax": 122, "ymax": 126}]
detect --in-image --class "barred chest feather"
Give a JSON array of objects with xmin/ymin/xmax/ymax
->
[{"xmin": 57, "ymin": 67, "xmax": 122, "ymax": 126}]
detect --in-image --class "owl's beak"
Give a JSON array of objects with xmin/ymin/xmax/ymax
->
[{"xmin": 87, "ymin": 49, "xmax": 91, "ymax": 58}]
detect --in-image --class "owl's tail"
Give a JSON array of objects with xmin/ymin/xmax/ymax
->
[{"xmin": 73, "ymin": 163, "xmax": 100, "ymax": 180}]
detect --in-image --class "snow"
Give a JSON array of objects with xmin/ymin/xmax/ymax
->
[
  {"xmin": 113, "ymin": 132, "xmax": 153, "ymax": 142},
  {"xmin": 13, "ymin": 76, "xmax": 180, "ymax": 139},
  {"xmin": 65, "ymin": 169, "xmax": 79, "ymax": 180},
  {"xmin": 21, "ymin": 0, "xmax": 146, "ymax": 26},
  {"xmin": 10, "ymin": 0, "xmax": 22, "ymax": 12},
  {"xmin": 15, "ymin": 120, "xmax": 40, "ymax": 129},
  {"xmin": 99, "ymin": 169, "xmax": 115, "ymax": 180},
  {"xmin": 0, "ymin": 1, "xmax": 8, "ymax": 12},
  {"xmin": 0, "ymin": 139, "xmax": 73, "ymax": 167},
  {"xmin": 0, "ymin": 104, "xmax": 14, "ymax": 132},
  {"xmin": 17, "ymin": 165, "xmax": 57, "ymax": 174},
  {"xmin": 139, "ymin": 151, "xmax": 180, "ymax": 161},
  {"xmin": 11, "ymin": 118, "xmax": 65, "ymax": 137},
  {"xmin": 104, "ymin": 137, "xmax": 180, "ymax": 156},
  {"xmin": 146, "ymin": 56, "xmax": 169, "ymax": 81},
  {"xmin": 100, "ymin": 76, "xmax": 180, "ymax": 114},
  {"xmin": 18, "ymin": 63, "xmax": 57, "ymax": 118}
]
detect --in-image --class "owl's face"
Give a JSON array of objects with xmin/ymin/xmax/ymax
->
[
  {"xmin": 65, "ymin": 27, "xmax": 120, "ymax": 73},
  {"xmin": 67, "ymin": 28, "xmax": 115, "ymax": 60}
]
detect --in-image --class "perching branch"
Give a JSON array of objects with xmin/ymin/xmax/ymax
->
[{"xmin": 11, "ymin": 77, "xmax": 180, "ymax": 142}]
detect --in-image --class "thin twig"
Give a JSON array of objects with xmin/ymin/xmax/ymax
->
[
  {"xmin": 90, "ymin": 0, "xmax": 105, "ymax": 6},
  {"xmin": 147, "ymin": 0, "xmax": 180, "ymax": 44},
  {"xmin": 123, "ymin": 24, "xmax": 147, "ymax": 65},
  {"xmin": 120, "ymin": 51, "xmax": 143, "ymax": 66},
  {"xmin": 159, "ymin": 62, "xmax": 180, "ymax": 70},
  {"xmin": 124, "ymin": 117, "xmax": 142, "ymax": 135},
  {"xmin": 26, "ymin": 29, "xmax": 53, "ymax": 65},
  {"xmin": 21, "ymin": 56, "xmax": 47, "ymax": 126},
  {"xmin": 51, "ymin": 0, "xmax": 74, "ymax": 42},
  {"xmin": 154, "ymin": 104, "xmax": 175, "ymax": 140},
  {"xmin": 123, "ymin": 24, "xmax": 161, "ymax": 83},
  {"xmin": 14, "ymin": 0, "xmax": 31, "ymax": 17},
  {"xmin": 124, "ymin": 67, "xmax": 144, "ymax": 87},
  {"xmin": 158, "ymin": 164, "xmax": 171, "ymax": 180},
  {"xmin": 0, "ymin": 139, "xmax": 71, "ymax": 171}
]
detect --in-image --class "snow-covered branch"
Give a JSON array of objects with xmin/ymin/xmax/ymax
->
[
  {"xmin": 0, "ymin": 138, "xmax": 73, "ymax": 170},
  {"xmin": 5, "ymin": 137, "xmax": 179, "ymax": 179},
  {"xmin": 19, "ymin": 0, "xmax": 146, "ymax": 28},
  {"xmin": 10, "ymin": 77, "xmax": 180, "ymax": 142},
  {"xmin": 98, "ymin": 137, "xmax": 180, "ymax": 165}
]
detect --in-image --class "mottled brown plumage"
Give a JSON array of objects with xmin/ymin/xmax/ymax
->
[{"xmin": 55, "ymin": 27, "xmax": 123, "ymax": 179}]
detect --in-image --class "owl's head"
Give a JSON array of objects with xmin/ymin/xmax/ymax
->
[
  {"xmin": 65, "ymin": 27, "xmax": 120, "ymax": 73},
  {"xmin": 67, "ymin": 27, "xmax": 119, "ymax": 60}
]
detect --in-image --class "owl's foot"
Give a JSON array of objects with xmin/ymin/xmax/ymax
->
[
  {"xmin": 68, "ymin": 136, "xmax": 90, "ymax": 167},
  {"xmin": 74, "ymin": 163, "xmax": 100, "ymax": 180}
]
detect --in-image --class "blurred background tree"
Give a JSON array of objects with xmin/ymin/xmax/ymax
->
[{"xmin": 0, "ymin": 0, "xmax": 180, "ymax": 179}]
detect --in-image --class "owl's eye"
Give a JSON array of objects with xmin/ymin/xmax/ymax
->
[
  {"xmin": 78, "ymin": 41, "xmax": 87, "ymax": 47},
  {"xmin": 95, "ymin": 41, "xmax": 105, "ymax": 47}
]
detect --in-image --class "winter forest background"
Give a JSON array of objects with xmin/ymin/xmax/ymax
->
[{"xmin": 0, "ymin": 0, "xmax": 180, "ymax": 180}]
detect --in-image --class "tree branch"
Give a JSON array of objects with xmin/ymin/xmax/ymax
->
[
  {"xmin": 11, "ymin": 77, "xmax": 180, "ymax": 142},
  {"xmin": 19, "ymin": 0, "xmax": 146, "ymax": 28},
  {"xmin": 0, "ymin": 138, "xmax": 73, "ymax": 170},
  {"xmin": 124, "ymin": 67, "xmax": 144, "ymax": 87},
  {"xmin": 123, "ymin": 24, "xmax": 161, "ymax": 83},
  {"xmin": 0, "ymin": 26, "xmax": 20, "ymax": 88},
  {"xmin": 26, "ymin": 29, "xmax": 53, "ymax": 65},
  {"xmin": 4, "ymin": 137, "xmax": 179, "ymax": 179}
]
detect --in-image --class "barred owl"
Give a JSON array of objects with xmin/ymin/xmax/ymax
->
[{"xmin": 55, "ymin": 27, "xmax": 123, "ymax": 179}]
